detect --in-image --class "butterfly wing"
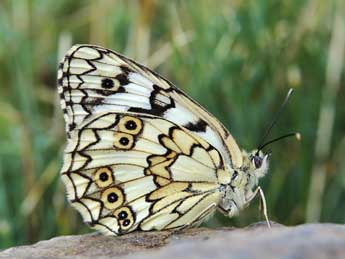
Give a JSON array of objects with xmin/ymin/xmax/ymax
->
[
  {"xmin": 61, "ymin": 112, "xmax": 230, "ymax": 235},
  {"xmin": 57, "ymin": 44, "xmax": 243, "ymax": 168}
]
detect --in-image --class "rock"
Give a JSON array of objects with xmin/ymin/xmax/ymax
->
[{"xmin": 0, "ymin": 223, "xmax": 344, "ymax": 259}]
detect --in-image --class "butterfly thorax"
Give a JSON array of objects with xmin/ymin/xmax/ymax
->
[{"xmin": 217, "ymin": 150, "xmax": 269, "ymax": 216}]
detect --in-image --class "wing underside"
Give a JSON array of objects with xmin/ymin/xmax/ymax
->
[{"xmin": 61, "ymin": 112, "xmax": 226, "ymax": 234}]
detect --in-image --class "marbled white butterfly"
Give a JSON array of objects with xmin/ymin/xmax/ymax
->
[{"xmin": 57, "ymin": 45, "xmax": 274, "ymax": 235}]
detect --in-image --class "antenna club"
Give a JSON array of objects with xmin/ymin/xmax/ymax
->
[{"xmin": 296, "ymin": 132, "xmax": 301, "ymax": 141}]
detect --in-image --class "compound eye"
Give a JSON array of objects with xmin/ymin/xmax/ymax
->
[{"xmin": 252, "ymin": 156, "xmax": 262, "ymax": 169}]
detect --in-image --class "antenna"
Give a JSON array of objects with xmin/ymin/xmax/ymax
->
[
  {"xmin": 257, "ymin": 88, "xmax": 294, "ymax": 151},
  {"xmin": 258, "ymin": 132, "xmax": 301, "ymax": 150}
]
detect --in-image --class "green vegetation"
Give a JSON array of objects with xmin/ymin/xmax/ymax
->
[{"xmin": 0, "ymin": 0, "xmax": 344, "ymax": 249}]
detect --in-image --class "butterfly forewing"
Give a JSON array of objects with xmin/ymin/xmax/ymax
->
[{"xmin": 57, "ymin": 44, "xmax": 243, "ymax": 168}]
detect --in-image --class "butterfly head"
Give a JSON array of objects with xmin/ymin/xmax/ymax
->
[
  {"xmin": 243, "ymin": 149, "xmax": 270, "ymax": 179},
  {"xmin": 217, "ymin": 149, "xmax": 270, "ymax": 217},
  {"xmin": 238, "ymin": 149, "xmax": 270, "ymax": 200}
]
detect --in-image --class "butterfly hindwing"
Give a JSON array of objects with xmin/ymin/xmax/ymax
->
[
  {"xmin": 61, "ymin": 112, "xmax": 228, "ymax": 235},
  {"xmin": 57, "ymin": 44, "xmax": 243, "ymax": 168}
]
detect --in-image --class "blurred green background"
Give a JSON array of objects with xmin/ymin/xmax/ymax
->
[{"xmin": 0, "ymin": 0, "xmax": 344, "ymax": 249}]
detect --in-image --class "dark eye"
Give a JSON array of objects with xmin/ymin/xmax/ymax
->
[{"xmin": 252, "ymin": 156, "xmax": 262, "ymax": 169}]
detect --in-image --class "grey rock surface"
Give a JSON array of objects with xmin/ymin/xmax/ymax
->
[{"xmin": 0, "ymin": 223, "xmax": 344, "ymax": 259}]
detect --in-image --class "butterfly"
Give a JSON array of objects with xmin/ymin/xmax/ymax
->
[{"xmin": 57, "ymin": 44, "xmax": 271, "ymax": 235}]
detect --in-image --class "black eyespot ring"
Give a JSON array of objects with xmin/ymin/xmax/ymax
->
[
  {"xmin": 107, "ymin": 192, "xmax": 118, "ymax": 203},
  {"xmin": 125, "ymin": 120, "xmax": 137, "ymax": 130},
  {"xmin": 99, "ymin": 172, "xmax": 109, "ymax": 181},
  {"xmin": 118, "ymin": 211, "xmax": 128, "ymax": 220},
  {"xmin": 123, "ymin": 219, "xmax": 131, "ymax": 226},
  {"xmin": 119, "ymin": 137, "xmax": 129, "ymax": 146}
]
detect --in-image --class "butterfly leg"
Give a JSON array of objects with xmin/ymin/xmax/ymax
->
[{"xmin": 246, "ymin": 186, "xmax": 271, "ymax": 228}]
